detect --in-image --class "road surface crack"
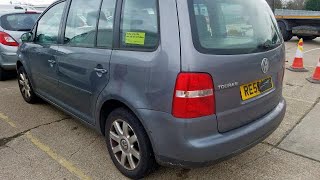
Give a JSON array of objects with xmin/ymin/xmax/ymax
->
[
  {"xmin": 262, "ymin": 142, "xmax": 320, "ymax": 164},
  {"xmin": 0, "ymin": 117, "xmax": 70, "ymax": 147},
  {"xmin": 69, "ymin": 136, "xmax": 99, "ymax": 159},
  {"xmin": 7, "ymin": 144, "xmax": 33, "ymax": 168}
]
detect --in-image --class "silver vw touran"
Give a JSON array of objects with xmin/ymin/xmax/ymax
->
[{"xmin": 17, "ymin": 0, "xmax": 286, "ymax": 179}]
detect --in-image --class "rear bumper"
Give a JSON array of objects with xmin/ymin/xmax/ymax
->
[
  {"xmin": 0, "ymin": 52, "xmax": 18, "ymax": 70},
  {"xmin": 137, "ymin": 98, "xmax": 286, "ymax": 168}
]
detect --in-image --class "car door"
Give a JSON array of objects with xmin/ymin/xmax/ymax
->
[
  {"xmin": 55, "ymin": 0, "xmax": 116, "ymax": 123},
  {"xmin": 27, "ymin": 1, "xmax": 66, "ymax": 100}
]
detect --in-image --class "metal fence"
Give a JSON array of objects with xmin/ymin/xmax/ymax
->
[{"xmin": 267, "ymin": 0, "xmax": 320, "ymax": 11}]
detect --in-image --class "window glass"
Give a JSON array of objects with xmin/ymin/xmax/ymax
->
[
  {"xmin": 35, "ymin": 2, "xmax": 66, "ymax": 44},
  {"xmin": 97, "ymin": 0, "xmax": 116, "ymax": 48},
  {"xmin": 0, "ymin": 13, "xmax": 39, "ymax": 31},
  {"xmin": 64, "ymin": 0, "xmax": 102, "ymax": 47},
  {"xmin": 120, "ymin": 0, "xmax": 159, "ymax": 50},
  {"xmin": 189, "ymin": 0, "xmax": 282, "ymax": 55}
]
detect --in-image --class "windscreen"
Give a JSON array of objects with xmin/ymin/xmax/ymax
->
[
  {"xmin": 189, "ymin": 0, "xmax": 282, "ymax": 55},
  {"xmin": 1, "ymin": 13, "xmax": 39, "ymax": 31}
]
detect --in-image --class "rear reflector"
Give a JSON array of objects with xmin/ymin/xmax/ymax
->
[
  {"xmin": 172, "ymin": 73, "xmax": 215, "ymax": 118},
  {"xmin": 0, "ymin": 32, "xmax": 19, "ymax": 46}
]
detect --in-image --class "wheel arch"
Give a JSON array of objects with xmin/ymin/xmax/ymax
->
[
  {"xmin": 16, "ymin": 60, "xmax": 23, "ymax": 71},
  {"xmin": 97, "ymin": 98, "xmax": 150, "ymax": 138}
]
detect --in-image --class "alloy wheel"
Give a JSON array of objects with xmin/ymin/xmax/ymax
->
[
  {"xmin": 18, "ymin": 72, "xmax": 31, "ymax": 99},
  {"xmin": 109, "ymin": 120, "xmax": 141, "ymax": 170}
]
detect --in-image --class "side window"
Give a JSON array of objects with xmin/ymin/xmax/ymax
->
[
  {"xmin": 97, "ymin": 0, "xmax": 116, "ymax": 48},
  {"xmin": 120, "ymin": 0, "xmax": 159, "ymax": 50},
  {"xmin": 35, "ymin": 2, "xmax": 66, "ymax": 44},
  {"xmin": 64, "ymin": 0, "xmax": 102, "ymax": 47}
]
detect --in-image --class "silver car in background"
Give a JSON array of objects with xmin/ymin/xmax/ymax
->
[{"xmin": 0, "ymin": 9, "xmax": 40, "ymax": 80}]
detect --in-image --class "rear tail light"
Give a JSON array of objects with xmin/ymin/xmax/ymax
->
[
  {"xmin": 172, "ymin": 73, "xmax": 216, "ymax": 118},
  {"xmin": 0, "ymin": 32, "xmax": 19, "ymax": 46}
]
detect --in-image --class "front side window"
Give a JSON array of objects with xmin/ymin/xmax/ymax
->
[
  {"xmin": 35, "ymin": 2, "xmax": 66, "ymax": 44},
  {"xmin": 64, "ymin": 0, "xmax": 102, "ymax": 47},
  {"xmin": 120, "ymin": 0, "xmax": 159, "ymax": 50},
  {"xmin": 189, "ymin": 0, "xmax": 282, "ymax": 55}
]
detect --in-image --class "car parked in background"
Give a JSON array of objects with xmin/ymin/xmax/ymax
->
[
  {"xmin": 0, "ymin": 4, "xmax": 24, "ymax": 11},
  {"xmin": 0, "ymin": 11, "xmax": 40, "ymax": 80},
  {"xmin": 0, "ymin": 4, "xmax": 38, "ymax": 11}
]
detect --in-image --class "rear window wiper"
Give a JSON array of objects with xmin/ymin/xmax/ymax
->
[
  {"xmin": 257, "ymin": 40, "xmax": 280, "ymax": 50},
  {"xmin": 257, "ymin": 40, "xmax": 273, "ymax": 49},
  {"xmin": 16, "ymin": 29, "xmax": 31, "ymax": 31}
]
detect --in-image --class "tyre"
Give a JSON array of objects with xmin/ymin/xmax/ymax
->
[
  {"xmin": 105, "ymin": 108, "xmax": 156, "ymax": 179},
  {"xmin": 17, "ymin": 66, "xmax": 38, "ymax": 104},
  {"xmin": 278, "ymin": 21, "xmax": 293, "ymax": 41},
  {"xmin": 0, "ymin": 67, "xmax": 6, "ymax": 81},
  {"xmin": 297, "ymin": 36, "xmax": 317, "ymax": 41}
]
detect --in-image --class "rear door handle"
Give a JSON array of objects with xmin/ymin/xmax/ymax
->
[
  {"xmin": 94, "ymin": 68, "xmax": 108, "ymax": 74},
  {"xmin": 48, "ymin": 59, "xmax": 56, "ymax": 67},
  {"xmin": 94, "ymin": 68, "xmax": 108, "ymax": 77},
  {"xmin": 48, "ymin": 59, "xmax": 56, "ymax": 64}
]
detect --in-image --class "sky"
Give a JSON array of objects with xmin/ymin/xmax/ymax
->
[{"xmin": 0, "ymin": 0, "xmax": 55, "ymax": 5}]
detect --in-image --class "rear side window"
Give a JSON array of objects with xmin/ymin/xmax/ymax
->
[
  {"xmin": 0, "ymin": 13, "xmax": 39, "ymax": 31},
  {"xmin": 64, "ymin": 0, "xmax": 102, "ymax": 47},
  {"xmin": 120, "ymin": 0, "xmax": 159, "ymax": 50},
  {"xmin": 189, "ymin": 0, "xmax": 282, "ymax": 55}
]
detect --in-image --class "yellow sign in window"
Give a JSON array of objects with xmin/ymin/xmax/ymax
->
[{"xmin": 125, "ymin": 32, "xmax": 145, "ymax": 45}]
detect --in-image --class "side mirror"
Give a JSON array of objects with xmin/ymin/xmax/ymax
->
[{"xmin": 21, "ymin": 32, "xmax": 33, "ymax": 43}]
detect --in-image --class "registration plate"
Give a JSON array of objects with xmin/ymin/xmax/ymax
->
[{"xmin": 240, "ymin": 77, "xmax": 273, "ymax": 101}]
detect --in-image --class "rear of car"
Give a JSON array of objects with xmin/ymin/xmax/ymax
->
[
  {"xmin": 0, "ymin": 12, "xmax": 39, "ymax": 80},
  {"xmin": 15, "ymin": 0, "xmax": 286, "ymax": 178},
  {"xmin": 147, "ymin": 0, "xmax": 286, "ymax": 167}
]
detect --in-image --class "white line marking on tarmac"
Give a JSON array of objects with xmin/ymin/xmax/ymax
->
[
  {"xmin": 305, "ymin": 48, "xmax": 320, "ymax": 54},
  {"xmin": 0, "ymin": 113, "xmax": 17, "ymax": 128},
  {"xmin": 26, "ymin": 132, "xmax": 92, "ymax": 180}
]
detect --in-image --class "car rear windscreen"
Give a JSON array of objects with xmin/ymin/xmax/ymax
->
[
  {"xmin": 0, "ymin": 13, "xmax": 39, "ymax": 31},
  {"xmin": 189, "ymin": 0, "xmax": 282, "ymax": 55}
]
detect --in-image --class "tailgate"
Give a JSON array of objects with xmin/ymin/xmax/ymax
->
[{"xmin": 183, "ymin": 46, "xmax": 285, "ymax": 132}]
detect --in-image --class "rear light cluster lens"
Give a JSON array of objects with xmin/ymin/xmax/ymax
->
[
  {"xmin": 172, "ymin": 73, "xmax": 216, "ymax": 118},
  {"xmin": 0, "ymin": 32, "xmax": 19, "ymax": 46}
]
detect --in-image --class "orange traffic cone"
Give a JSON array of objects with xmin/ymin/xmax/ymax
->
[
  {"xmin": 307, "ymin": 59, "xmax": 320, "ymax": 84},
  {"xmin": 287, "ymin": 38, "xmax": 308, "ymax": 72}
]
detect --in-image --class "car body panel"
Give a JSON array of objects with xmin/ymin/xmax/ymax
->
[
  {"xmin": 0, "ymin": 12, "xmax": 40, "ymax": 71},
  {"xmin": 95, "ymin": 0, "xmax": 181, "ymax": 131},
  {"xmin": 138, "ymin": 99, "xmax": 286, "ymax": 166},
  {"xmin": 0, "ymin": 43, "xmax": 18, "ymax": 70},
  {"xmin": 55, "ymin": 46, "xmax": 112, "ymax": 124},
  {"xmin": 27, "ymin": 43, "xmax": 60, "ymax": 101},
  {"xmin": 17, "ymin": 0, "xmax": 286, "ymax": 168},
  {"xmin": 176, "ymin": 0, "xmax": 285, "ymax": 132}
]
